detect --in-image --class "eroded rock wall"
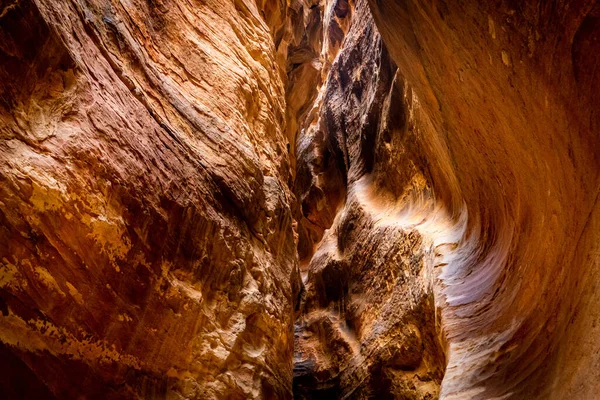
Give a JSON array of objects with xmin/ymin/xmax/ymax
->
[
  {"xmin": 292, "ymin": 1, "xmax": 445, "ymax": 398},
  {"xmin": 0, "ymin": 0, "xmax": 299, "ymax": 398},
  {"xmin": 368, "ymin": 0, "xmax": 600, "ymax": 399},
  {"xmin": 0, "ymin": 0, "xmax": 451, "ymax": 398},
  {"xmin": 3, "ymin": 0, "xmax": 599, "ymax": 398}
]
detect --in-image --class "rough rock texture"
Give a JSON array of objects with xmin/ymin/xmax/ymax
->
[
  {"xmin": 0, "ymin": 0, "xmax": 300, "ymax": 398},
  {"xmin": 3, "ymin": 0, "xmax": 600, "ymax": 398},
  {"xmin": 285, "ymin": 0, "xmax": 355, "ymax": 265},
  {"xmin": 368, "ymin": 0, "xmax": 600, "ymax": 399},
  {"xmin": 292, "ymin": 1, "xmax": 445, "ymax": 398},
  {"xmin": 0, "ymin": 0, "xmax": 448, "ymax": 398}
]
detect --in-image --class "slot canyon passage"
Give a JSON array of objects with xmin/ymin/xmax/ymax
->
[{"xmin": 1, "ymin": 0, "xmax": 600, "ymax": 398}]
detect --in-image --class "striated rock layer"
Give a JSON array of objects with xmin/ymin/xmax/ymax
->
[
  {"xmin": 292, "ymin": 0, "xmax": 445, "ymax": 398},
  {"xmin": 369, "ymin": 0, "xmax": 600, "ymax": 399},
  {"xmin": 2, "ymin": 0, "xmax": 600, "ymax": 398},
  {"xmin": 0, "ymin": 0, "xmax": 301, "ymax": 398}
]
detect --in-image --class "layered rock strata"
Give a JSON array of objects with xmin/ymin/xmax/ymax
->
[
  {"xmin": 292, "ymin": 1, "xmax": 445, "ymax": 398},
  {"xmin": 0, "ymin": 0, "xmax": 299, "ymax": 398},
  {"xmin": 2, "ymin": 0, "xmax": 600, "ymax": 399},
  {"xmin": 368, "ymin": 0, "xmax": 600, "ymax": 398}
]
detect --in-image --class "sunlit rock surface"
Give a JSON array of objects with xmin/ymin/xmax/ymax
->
[
  {"xmin": 292, "ymin": 1, "xmax": 445, "ymax": 398},
  {"xmin": 369, "ymin": 0, "xmax": 600, "ymax": 398}
]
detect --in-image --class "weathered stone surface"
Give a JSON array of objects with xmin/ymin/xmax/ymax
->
[
  {"xmin": 3, "ymin": 0, "xmax": 600, "ymax": 398},
  {"xmin": 0, "ymin": 0, "xmax": 299, "ymax": 398},
  {"xmin": 293, "ymin": 1, "xmax": 445, "ymax": 398},
  {"xmin": 369, "ymin": 0, "xmax": 600, "ymax": 399}
]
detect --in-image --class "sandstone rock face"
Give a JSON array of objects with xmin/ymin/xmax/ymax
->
[
  {"xmin": 292, "ymin": 1, "xmax": 445, "ymax": 398},
  {"xmin": 368, "ymin": 0, "xmax": 600, "ymax": 399},
  {"xmin": 2, "ymin": 0, "xmax": 600, "ymax": 398},
  {"xmin": 1, "ymin": 1, "xmax": 448, "ymax": 398},
  {"xmin": 0, "ymin": 0, "xmax": 299, "ymax": 398}
]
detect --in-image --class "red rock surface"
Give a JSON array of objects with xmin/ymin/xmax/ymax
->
[
  {"xmin": 0, "ymin": 0, "xmax": 299, "ymax": 397},
  {"xmin": 2, "ymin": 0, "xmax": 600, "ymax": 398},
  {"xmin": 369, "ymin": 0, "xmax": 600, "ymax": 398},
  {"xmin": 292, "ymin": 1, "xmax": 445, "ymax": 398}
]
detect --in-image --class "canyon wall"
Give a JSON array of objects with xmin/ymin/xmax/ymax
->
[
  {"xmin": 292, "ymin": 0, "xmax": 445, "ymax": 398},
  {"xmin": 2, "ymin": 0, "xmax": 600, "ymax": 398},
  {"xmin": 368, "ymin": 0, "xmax": 600, "ymax": 398},
  {"xmin": 1, "ymin": 0, "xmax": 449, "ymax": 397},
  {"xmin": 0, "ymin": 0, "xmax": 299, "ymax": 398}
]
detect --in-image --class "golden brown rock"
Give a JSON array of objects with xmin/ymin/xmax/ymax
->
[
  {"xmin": 293, "ymin": 1, "xmax": 445, "ymax": 398},
  {"xmin": 368, "ymin": 0, "xmax": 600, "ymax": 398},
  {"xmin": 3, "ymin": 0, "xmax": 600, "ymax": 398},
  {"xmin": 0, "ymin": 0, "xmax": 299, "ymax": 398}
]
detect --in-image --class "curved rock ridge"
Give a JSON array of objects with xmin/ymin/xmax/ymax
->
[
  {"xmin": 0, "ymin": 0, "xmax": 303, "ymax": 397},
  {"xmin": 368, "ymin": 0, "xmax": 600, "ymax": 398}
]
